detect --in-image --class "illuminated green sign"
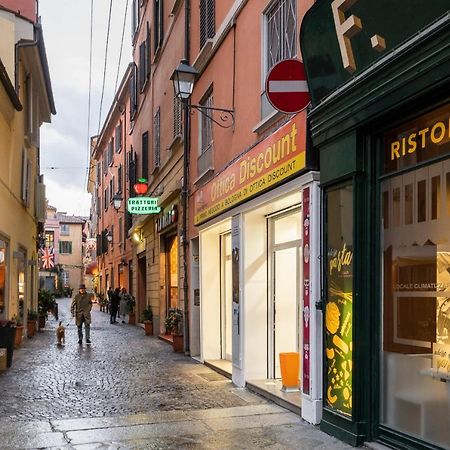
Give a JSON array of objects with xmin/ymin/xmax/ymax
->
[{"xmin": 127, "ymin": 197, "xmax": 161, "ymax": 215}]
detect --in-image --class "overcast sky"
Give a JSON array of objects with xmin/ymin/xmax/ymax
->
[{"xmin": 39, "ymin": 0, "xmax": 131, "ymax": 216}]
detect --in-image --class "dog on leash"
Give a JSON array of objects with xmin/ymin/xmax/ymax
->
[{"xmin": 56, "ymin": 321, "xmax": 65, "ymax": 345}]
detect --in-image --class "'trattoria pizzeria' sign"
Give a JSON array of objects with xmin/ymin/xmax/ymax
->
[{"xmin": 127, "ymin": 197, "xmax": 161, "ymax": 215}]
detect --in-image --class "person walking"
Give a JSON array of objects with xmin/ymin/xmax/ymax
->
[
  {"xmin": 70, "ymin": 284, "xmax": 94, "ymax": 345},
  {"xmin": 119, "ymin": 288, "xmax": 131, "ymax": 323},
  {"xmin": 110, "ymin": 287, "xmax": 120, "ymax": 324}
]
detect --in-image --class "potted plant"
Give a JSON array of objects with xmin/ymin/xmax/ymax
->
[
  {"xmin": 127, "ymin": 295, "xmax": 136, "ymax": 325},
  {"xmin": 12, "ymin": 315, "xmax": 24, "ymax": 348},
  {"xmin": 141, "ymin": 306, "xmax": 153, "ymax": 335},
  {"xmin": 165, "ymin": 308, "xmax": 183, "ymax": 352},
  {"xmin": 0, "ymin": 320, "xmax": 16, "ymax": 368},
  {"xmin": 27, "ymin": 309, "xmax": 38, "ymax": 337},
  {"xmin": 38, "ymin": 289, "xmax": 57, "ymax": 329}
]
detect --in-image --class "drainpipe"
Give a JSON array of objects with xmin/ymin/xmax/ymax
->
[{"xmin": 182, "ymin": 0, "xmax": 191, "ymax": 354}]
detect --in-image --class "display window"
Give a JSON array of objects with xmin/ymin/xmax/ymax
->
[
  {"xmin": 324, "ymin": 183, "xmax": 354, "ymax": 417},
  {"xmin": 380, "ymin": 105, "xmax": 450, "ymax": 447},
  {"xmin": 0, "ymin": 238, "xmax": 7, "ymax": 314}
]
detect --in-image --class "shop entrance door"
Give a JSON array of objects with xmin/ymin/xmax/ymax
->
[
  {"xmin": 220, "ymin": 232, "xmax": 232, "ymax": 361},
  {"xmin": 269, "ymin": 209, "xmax": 302, "ymax": 379}
]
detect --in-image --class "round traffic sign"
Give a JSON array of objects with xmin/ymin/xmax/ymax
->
[{"xmin": 265, "ymin": 59, "xmax": 310, "ymax": 114}]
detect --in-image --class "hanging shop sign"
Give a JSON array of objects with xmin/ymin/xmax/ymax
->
[
  {"xmin": 194, "ymin": 113, "xmax": 307, "ymax": 225},
  {"xmin": 127, "ymin": 197, "xmax": 161, "ymax": 215},
  {"xmin": 300, "ymin": 0, "xmax": 450, "ymax": 105},
  {"xmin": 156, "ymin": 204, "xmax": 179, "ymax": 233},
  {"xmin": 384, "ymin": 103, "xmax": 450, "ymax": 174}
]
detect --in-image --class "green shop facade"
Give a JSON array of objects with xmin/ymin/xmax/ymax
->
[{"xmin": 301, "ymin": 1, "xmax": 450, "ymax": 449}]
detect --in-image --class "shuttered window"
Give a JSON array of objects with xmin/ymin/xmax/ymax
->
[
  {"xmin": 130, "ymin": 64, "xmax": 138, "ymax": 119},
  {"xmin": 154, "ymin": 108, "xmax": 160, "ymax": 168},
  {"xmin": 59, "ymin": 241, "xmax": 72, "ymax": 254},
  {"xmin": 142, "ymin": 132, "xmax": 149, "ymax": 180},
  {"xmin": 146, "ymin": 22, "xmax": 151, "ymax": 78},
  {"xmin": 153, "ymin": 0, "xmax": 163, "ymax": 54},
  {"xmin": 139, "ymin": 41, "xmax": 146, "ymax": 91},
  {"xmin": 200, "ymin": 0, "xmax": 215, "ymax": 49},
  {"xmin": 118, "ymin": 164, "xmax": 123, "ymax": 193},
  {"xmin": 128, "ymin": 149, "xmax": 137, "ymax": 198},
  {"xmin": 115, "ymin": 122, "xmax": 122, "ymax": 152},
  {"xmin": 173, "ymin": 94, "xmax": 182, "ymax": 138}
]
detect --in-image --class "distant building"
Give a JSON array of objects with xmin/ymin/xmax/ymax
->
[{"xmin": 39, "ymin": 205, "xmax": 87, "ymax": 294}]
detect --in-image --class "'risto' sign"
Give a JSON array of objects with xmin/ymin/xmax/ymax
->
[
  {"xmin": 194, "ymin": 113, "xmax": 306, "ymax": 225},
  {"xmin": 127, "ymin": 197, "xmax": 161, "ymax": 214}
]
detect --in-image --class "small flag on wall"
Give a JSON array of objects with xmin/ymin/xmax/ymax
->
[{"xmin": 40, "ymin": 247, "xmax": 55, "ymax": 270}]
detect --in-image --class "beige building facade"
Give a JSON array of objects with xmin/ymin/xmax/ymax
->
[{"xmin": 0, "ymin": 1, "xmax": 55, "ymax": 334}]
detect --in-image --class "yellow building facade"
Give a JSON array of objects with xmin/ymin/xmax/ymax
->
[{"xmin": 0, "ymin": 3, "xmax": 55, "ymax": 334}]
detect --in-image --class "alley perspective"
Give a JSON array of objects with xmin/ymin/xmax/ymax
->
[{"xmin": 0, "ymin": 299, "xmax": 351, "ymax": 449}]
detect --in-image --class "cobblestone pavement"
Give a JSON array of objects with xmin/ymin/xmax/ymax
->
[{"xmin": 0, "ymin": 298, "xmax": 356, "ymax": 449}]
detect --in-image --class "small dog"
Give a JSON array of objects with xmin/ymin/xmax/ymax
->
[{"xmin": 56, "ymin": 321, "xmax": 65, "ymax": 345}]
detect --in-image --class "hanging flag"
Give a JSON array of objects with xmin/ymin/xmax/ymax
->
[{"xmin": 40, "ymin": 247, "xmax": 55, "ymax": 270}]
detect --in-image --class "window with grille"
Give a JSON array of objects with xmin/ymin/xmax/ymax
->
[
  {"xmin": 154, "ymin": 108, "xmax": 161, "ymax": 168},
  {"xmin": 173, "ymin": 94, "xmax": 182, "ymax": 138},
  {"xmin": 198, "ymin": 90, "xmax": 214, "ymax": 176},
  {"xmin": 59, "ymin": 241, "xmax": 72, "ymax": 254},
  {"xmin": 153, "ymin": 0, "xmax": 163, "ymax": 54},
  {"xmin": 200, "ymin": 0, "xmax": 215, "ymax": 49},
  {"xmin": 115, "ymin": 122, "xmax": 122, "ymax": 152},
  {"xmin": 265, "ymin": 0, "xmax": 297, "ymax": 74},
  {"xmin": 142, "ymin": 132, "xmax": 149, "ymax": 179}
]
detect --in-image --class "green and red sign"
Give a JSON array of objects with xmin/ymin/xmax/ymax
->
[{"xmin": 127, "ymin": 197, "xmax": 161, "ymax": 215}]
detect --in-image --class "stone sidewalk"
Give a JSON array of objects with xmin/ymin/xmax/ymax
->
[{"xmin": 0, "ymin": 298, "xmax": 354, "ymax": 449}]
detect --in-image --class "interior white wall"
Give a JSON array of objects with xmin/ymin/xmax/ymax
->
[
  {"xmin": 200, "ymin": 219, "xmax": 231, "ymax": 361},
  {"xmin": 189, "ymin": 237, "xmax": 200, "ymax": 357}
]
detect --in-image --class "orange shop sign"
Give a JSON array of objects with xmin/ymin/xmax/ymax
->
[{"xmin": 194, "ymin": 112, "xmax": 306, "ymax": 225}]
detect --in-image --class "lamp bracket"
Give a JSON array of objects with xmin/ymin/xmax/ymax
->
[{"xmin": 190, "ymin": 104, "xmax": 235, "ymax": 129}]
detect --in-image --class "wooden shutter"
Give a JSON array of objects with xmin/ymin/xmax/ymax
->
[{"xmin": 142, "ymin": 132, "xmax": 149, "ymax": 179}]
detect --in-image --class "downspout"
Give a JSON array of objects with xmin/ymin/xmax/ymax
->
[{"xmin": 182, "ymin": 0, "xmax": 191, "ymax": 354}]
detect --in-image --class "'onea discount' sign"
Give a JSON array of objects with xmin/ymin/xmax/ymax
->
[
  {"xmin": 194, "ymin": 112, "xmax": 306, "ymax": 225},
  {"xmin": 127, "ymin": 197, "xmax": 161, "ymax": 214}
]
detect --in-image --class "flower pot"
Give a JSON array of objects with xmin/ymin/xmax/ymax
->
[
  {"xmin": 128, "ymin": 312, "xmax": 136, "ymax": 325},
  {"xmin": 27, "ymin": 320, "xmax": 36, "ymax": 338},
  {"xmin": 14, "ymin": 325, "xmax": 24, "ymax": 348},
  {"xmin": 172, "ymin": 334, "xmax": 184, "ymax": 353},
  {"xmin": 144, "ymin": 320, "xmax": 153, "ymax": 336},
  {"xmin": 38, "ymin": 315, "xmax": 46, "ymax": 330},
  {"xmin": 0, "ymin": 326, "xmax": 15, "ymax": 367}
]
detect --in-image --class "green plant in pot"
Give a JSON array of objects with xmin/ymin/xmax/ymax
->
[
  {"xmin": 141, "ymin": 306, "xmax": 153, "ymax": 336},
  {"xmin": 165, "ymin": 308, "xmax": 183, "ymax": 352},
  {"xmin": 27, "ymin": 309, "xmax": 38, "ymax": 337},
  {"xmin": 38, "ymin": 289, "xmax": 57, "ymax": 328},
  {"xmin": 11, "ymin": 315, "xmax": 24, "ymax": 348}
]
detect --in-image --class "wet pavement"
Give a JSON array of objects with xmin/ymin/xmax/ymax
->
[{"xmin": 0, "ymin": 298, "xmax": 355, "ymax": 449}]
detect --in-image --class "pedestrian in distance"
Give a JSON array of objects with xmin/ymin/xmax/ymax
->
[
  {"xmin": 70, "ymin": 284, "xmax": 94, "ymax": 345},
  {"xmin": 110, "ymin": 287, "xmax": 121, "ymax": 324},
  {"xmin": 119, "ymin": 288, "xmax": 131, "ymax": 323}
]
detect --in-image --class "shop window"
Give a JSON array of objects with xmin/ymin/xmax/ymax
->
[
  {"xmin": 393, "ymin": 187, "xmax": 401, "ymax": 227},
  {"xmin": 382, "ymin": 191, "xmax": 389, "ymax": 229},
  {"xmin": 381, "ymin": 160, "xmax": 450, "ymax": 446},
  {"xmin": 324, "ymin": 182, "xmax": 353, "ymax": 417},
  {"xmin": 0, "ymin": 239, "xmax": 7, "ymax": 314}
]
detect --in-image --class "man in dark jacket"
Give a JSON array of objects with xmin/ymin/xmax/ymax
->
[
  {"xmin": 71, "ymin": 284, "xmax": 93, "ymax": 344},
  {"xmin": 110, "ymin": 288, "xmax": 120, "ymax": 324}
]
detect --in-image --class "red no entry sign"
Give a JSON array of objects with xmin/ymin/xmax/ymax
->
[{"xmin": 265, "ymin": 59, "xmax": 310, "ymax": 114}]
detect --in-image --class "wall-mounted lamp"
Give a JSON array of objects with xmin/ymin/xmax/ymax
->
[
  {"xmin": 131, "ymin": 229, "xmax": 143, "ymax": 244},
  {"xmin": 112, "ymin": 193, "xmax": 123, "ymax": 211}
]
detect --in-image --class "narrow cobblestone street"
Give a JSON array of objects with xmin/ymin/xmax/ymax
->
[{"xmin": 0, "ymin": 299, "xmax": 353, "ymax": 449}]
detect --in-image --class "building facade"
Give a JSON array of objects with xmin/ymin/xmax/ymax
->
[
  {"xmin": 0, "ymin": 0, "xmax": 54, "ymax": 336},
  {"xmin": 91, "ymin": 66, "xmax": 133, "ymax": 297},
  {"xmin": 302, "ymin": 0, "xmax": 450, "ymax": 448}
]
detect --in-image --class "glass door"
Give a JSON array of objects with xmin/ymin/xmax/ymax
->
[
  {"xmin": 220, "ymin": 232, "xmax": 232, "ymax": 361},
  {"xmin": 269, "ymin": 209, "xmax": 302, "ymax": 379}
]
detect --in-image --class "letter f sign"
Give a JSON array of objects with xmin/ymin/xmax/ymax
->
[{"xmin": 331, "ymin": 0, "xmax": 362, "ymax": 74}]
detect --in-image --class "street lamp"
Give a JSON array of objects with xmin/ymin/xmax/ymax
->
[
  {"xmin": 112, "ymin": 193, "xmax": 123, "ymax": 211},
  {"xmin": 170, "ymin": 59, "xmax": 198, "ymax": 100}
]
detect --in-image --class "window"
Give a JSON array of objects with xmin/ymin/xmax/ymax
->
[
  {"xmin": 142, "ymin": 132, "xmax": 149, "ymax": 179},
  {"xmin": 97, "ymin": 196, "xmax": 101, "ymax": 217},
  {"xmin": 128, "ymin": 149, "xmax": 137, "ymax": 198},
  {"xmin": 173, "ymin": 94, "xmax": 182, "ymax": 138},
  {"xmin": 200, "ymin": 0, "xmax": 215, "ymax": 48},
  {"xmin": 265, "ymin": 0, "xmax": 297, "ymax": 74},
  {"xmin": 119, "ymin": 217, "xmax": 123, "ymax": 244},
  {"xmin": 153, "ymin": 0, "xmax": 163, "ymax": 55},
  {"xmin": 130, "ymin": 64, "xmax": 138, "ymax": 119},
  {"xmin": 108, "ymin": 139, "xmax": 114, "ymax": 165},
  {"xmin": 21, "ymin": 148, "xmax": 31, "ymax": 207},
  {"xmin": 60, "ymin": 224, "xmax": 70, "ymax": 236},
  {"xmin": 96, "ymin": 161, "xmax": 101, "ymax": 184},
  {"xmin": 115, "ymin": 122, "xmax": 122, "ymax": 152},
  {"xmin": 0, "ymin": 238, "xmax": 7, "ymax": 313},
  {"xmin": 198, "ymin": 90, "xmax": 214, "ymax": 176},
  {"xmin": 154, "ymin": 108, "xmax": 160, "ymax": 168},
  {"xmin": 59, "ymin": 241, "xmax": 72, "ymax": 254},
  {"xmin": 110, "ymin": 178, "xmax": 114, "ymax": 203},
  {"xmin": 146, "ymin": 22, "xmax": 151, "ymax": 78},
  {"xmin": 139, "ymin": 41, "xmax": 147, "ymax": 91},
  {"xmin": 104, "ymin": 188, "xmax": 108, "ymax": 210},
  {"xmin": 131, "ymin": 0, "xmax": 139, "ymax": 38},
  {"xmin": 118, "ymin": 164, "xmax": 123, "ymax": 193}
]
